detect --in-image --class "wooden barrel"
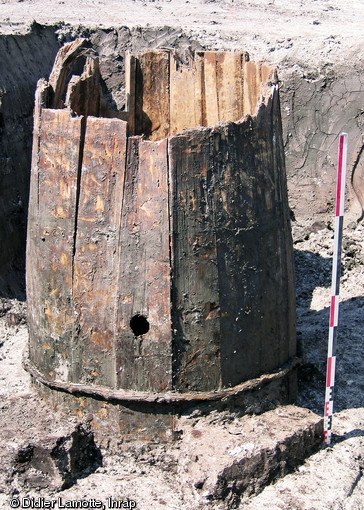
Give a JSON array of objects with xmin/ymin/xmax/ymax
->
[{"xmin": 26, "ymin": 41, "xmax": 296, "ymax": 439}]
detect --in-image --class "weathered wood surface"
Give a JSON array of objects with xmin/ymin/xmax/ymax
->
[
  {"xmin": 168, "ymin": 88, "xmax": 295, "ymax": 391},
  {"xmin": 26, "ymin": 44, "xmax": 295, "ymax": 413},
  {"xmin": 72, "ymin": 116, "xmax": 127, "ymax": 387},
  {"xmin": 27, "ymin": 108, "xmax": 83, "ymax": 381},
  {"xmin": 27, "ymin": 110, "xmax": 173, "ymax": 391},
  {"xmin": 116, "ymin": 137, "xmax": 172, "ymax": 392},
  {"xmin": 168, "ymin": 129, "xmax": 222, "ymax": 391},
  {"xmin": 64, "ymin": 55, "xmax": 101, "ymax": 118},
  {"xmin": 128, "ymin": 49, "xmax": 276, "ymax": 140},
  {"xmin": 48, "ymin": 38, "xmax": 89, "ymax": 109},
  {"xmin": 24, "ymin": 351, "xmax": 299, "ymax": 405}
]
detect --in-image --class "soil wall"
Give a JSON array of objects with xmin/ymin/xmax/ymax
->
[
  {"xmin": 0, "ymin": 23, "xmax": 363, "ymax": 297},
  {"xmin": 280, "ymin": 69, "xmax": 364, "ymax": 223},
  {"xmin": 0, "ymin": 24, "xmax": 60, "ymax": 297}
]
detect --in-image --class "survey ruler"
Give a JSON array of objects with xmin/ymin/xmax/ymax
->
[{"xmin": 324, "ymin": 132, "xmax": 348, "ymax": 445}]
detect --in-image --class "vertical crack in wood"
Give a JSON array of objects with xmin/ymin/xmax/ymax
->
[
  {"xmin": 215, "ymin": 53, "xmax": 220, "ymax": 121},
  {"xmin": 200, "ymin": 54, "xmax": 207, "ymax": 128},
  {"xmin": 114, "ymin": 124, "xmax": 129, "ymax": 387},
  {"xmin": 71, "ymin": 116, "xmax": 86, "ymax": 293}
]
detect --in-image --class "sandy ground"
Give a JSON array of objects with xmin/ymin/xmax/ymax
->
[
  {"xmin": 0, "ymin": 0, "xmax": 363, "ymax": 72},
  {"xmin": 0, "ymin": 0, "xmax": 363, "ymax": 508}
]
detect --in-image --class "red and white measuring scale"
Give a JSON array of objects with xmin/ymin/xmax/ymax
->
[{"xmin": 324, "ymin": 132, "xmax": 348, "ymax": 446}]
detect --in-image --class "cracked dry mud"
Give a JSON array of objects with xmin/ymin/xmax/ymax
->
[{"xmin": 0, "ymin": 0, "xmax": 364, "ymax": 508}]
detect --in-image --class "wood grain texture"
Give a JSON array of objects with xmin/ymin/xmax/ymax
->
[
  {"xmin": 27, "ymin": 108, "xmax": 83, "ymax": 382},
  {"xmin": 135, "ymin": 50, "xmax": 170, "ymax": 140},
  {"xmin": 129, "ymin": 50, "xmax": 271, "ymax": 140},
  {"xmin": 72, "ymin": 116, "xmax": 127, "ymax": 387},
  {"xmin": 168, "ymin": 130, "xmax": 222, "ymax": 391},
  {"xmin": 26, "ymin": 46, "xmax": 295, "ymax": 419},
  {"xmin": 168, "ymin": 87, "xmax": 295, "ymax": 390},
  {"xmin": 116, "ymin": 137, "xmax": 172, "ymax": 392}
]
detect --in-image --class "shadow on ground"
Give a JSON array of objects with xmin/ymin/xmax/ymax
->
[{"xmin": 294, "ymin": 249, "xmax": 364, "ymax": 415}]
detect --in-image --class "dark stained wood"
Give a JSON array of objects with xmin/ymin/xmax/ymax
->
[
  {"xmin": 212, "ymin": 95, "xmax": 295, "ymax": 386},
  {"xmin": 168, "ymin": 88, "xmax": 296, "ymax": 390},
  {"xmin": 116, "ymin": 137, "xmax": 172, "ymax": 392},
  {"xmin": 125, "ymin": 51, "xmax": 136, "ymax": 135},
  {"xmin": 168, "ymin": 131, "xmax": 222, "ymax": 391},
  {"xmin": 26, "ymin": 79, "xmax": 52, "ymax": 368}
]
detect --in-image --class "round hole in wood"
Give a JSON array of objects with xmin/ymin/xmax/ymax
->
[{"xmin": 130, "ymin": 314, "xmax": 150, "ymax": 336}]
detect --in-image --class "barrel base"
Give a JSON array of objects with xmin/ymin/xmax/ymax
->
[{"xmin": 25, "ymin": 356, "xmax": 299, "ymax": 443}]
